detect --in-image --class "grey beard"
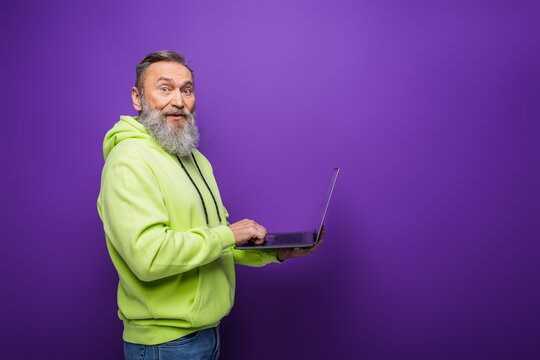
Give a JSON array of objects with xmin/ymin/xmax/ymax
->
[{"xmin": 138, "ymin": 99, "xmax": 199, "ymax": 157}]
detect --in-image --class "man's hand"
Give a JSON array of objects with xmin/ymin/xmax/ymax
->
[
  {"xmin": 276, "ymin": 226, "xmax": 325, "ymax": 261},
  {"xmin": 228, "ymin": 219, "xmax": 267, "ymax": 246}
]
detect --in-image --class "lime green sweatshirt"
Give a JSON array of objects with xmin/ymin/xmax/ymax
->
[{"xmin": 97, "ymin": 116, "xmax": 279, "ymax": 345}]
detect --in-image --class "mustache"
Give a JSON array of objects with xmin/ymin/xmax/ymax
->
[{"xmin": 163, "ymin": 108, "xmax": 191, "ymax": 117}]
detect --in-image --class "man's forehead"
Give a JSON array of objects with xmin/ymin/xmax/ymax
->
[{"xmin": 145, "ymin": 61, "xmax": 192, "ymax": 83}]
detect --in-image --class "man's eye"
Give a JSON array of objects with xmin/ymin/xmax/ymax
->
[
  {"xmin": 183, "ymin": 88, "xmax": 192, "ymax": 95},
  {"xmin": 160, "ymin": 87, "xmax": 169, "ymax": 92}
]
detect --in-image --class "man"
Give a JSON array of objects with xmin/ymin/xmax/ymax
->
[{"xmin": 97, "ymin": 50, "xmax": 322, "ymax": 360}]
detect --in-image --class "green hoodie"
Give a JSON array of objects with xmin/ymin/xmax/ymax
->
[{"xmin": 97, "ymin": 116, "xmax": 279, "ymax": 345}]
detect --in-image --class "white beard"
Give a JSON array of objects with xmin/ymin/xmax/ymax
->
[{"xmin": 138, "ymin": 97, "xmax": 200, "ymax": 157}]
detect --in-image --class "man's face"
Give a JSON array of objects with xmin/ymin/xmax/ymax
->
[
  {"xmin": 132, "ymin": 61, "xmax": 195, "ymax": 128},
  {"xmin": 133, "ymin": 61, "xmax": 199, "ymax": 157}
]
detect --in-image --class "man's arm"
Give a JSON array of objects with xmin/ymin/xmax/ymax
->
[
  {"xmin": 99, "ymin": 155, "xmax": 236, "ymax": 282},
  {"xmin": 231, "ymin": 247, "xmax": 282, "ymax": 266}
]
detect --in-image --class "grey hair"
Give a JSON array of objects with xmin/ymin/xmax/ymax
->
[{"xmin": 135, "ymin": 50, "xmax": 194, "ymax": 93}]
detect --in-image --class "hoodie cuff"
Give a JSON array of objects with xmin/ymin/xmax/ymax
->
[
  {"xmin": 213, "ymin": 225, "xmax": 236, "ymax": 249},
  {"xmin": 259, "ymin": 249, "xmax": 281, "ymax": 264}
]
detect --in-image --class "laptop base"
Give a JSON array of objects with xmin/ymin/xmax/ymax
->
[{"xmin": 234, "ymin": 231, "xmax": 316, "ymax": 250}]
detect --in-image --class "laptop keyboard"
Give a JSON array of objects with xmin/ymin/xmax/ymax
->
[{"xmin": 272, "ymin": 232, "xmax": 304, "ymax": 244}]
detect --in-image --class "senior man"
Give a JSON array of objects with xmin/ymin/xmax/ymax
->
[{"xmin": 97, "ymin": 50, "xmax": 322, "ymax": 360}]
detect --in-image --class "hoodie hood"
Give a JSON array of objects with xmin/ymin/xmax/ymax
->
[{"xmin": 103, "ymin": 116, "xmax": 153, "ymax": 160}]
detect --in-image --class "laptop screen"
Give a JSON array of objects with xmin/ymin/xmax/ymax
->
[{"xmin": 316, "ymin": 168, "xmax": 340, "ymax": 241}]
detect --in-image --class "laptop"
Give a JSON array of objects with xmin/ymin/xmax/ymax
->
[{"xmin": 235, "ymin": 167, "xmax": 340, "ymax": 249}]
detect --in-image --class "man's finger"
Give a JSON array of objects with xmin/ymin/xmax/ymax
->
[
  {"xmin": 256, "ymin": 224, "xmax": 267, "ymax": 237},
  {"xmin": 307, "ymin": 226, "xmax": 325, "ymax": 252},
  {"xmin": 254, "ymin": 236, "xmax": 266, "ymax": 245}
]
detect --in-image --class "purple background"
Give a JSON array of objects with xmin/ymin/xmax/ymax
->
[{"xmin": 2, "ymin": 0, "xmax": 539, "ymax": 359}]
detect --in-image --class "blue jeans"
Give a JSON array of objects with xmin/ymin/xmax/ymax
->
[{"xmin": 124, "ymin": 327, "xmax": 220, "ymax": 360}]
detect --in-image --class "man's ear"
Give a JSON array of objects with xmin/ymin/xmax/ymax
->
[{"xmin": 132, "ymin": 87, "xmax": 142, "ymax": 112}]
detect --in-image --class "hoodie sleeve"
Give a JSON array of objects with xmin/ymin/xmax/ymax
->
[
  {"xmin": 99, "ymin": 154, "xmax": 236, "ymax": 282},
  {"xmin": 231, "ymin": 247, "xmax": 282, "ymax": 267}
]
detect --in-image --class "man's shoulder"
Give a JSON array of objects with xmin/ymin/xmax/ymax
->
[
  {"xmin": 106, "ymin": 138, "xmax": 145, "ymax": 160},
  {"xmin": 105, "ymin": 138, "xmax": 171, "ymax": 168}
]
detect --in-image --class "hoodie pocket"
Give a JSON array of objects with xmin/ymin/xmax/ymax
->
[{"xmin": 189, "ymin": 251, "xmax": 235, "ymax": 327}]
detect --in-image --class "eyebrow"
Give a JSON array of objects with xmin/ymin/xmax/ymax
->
[{"xmin": 156, "ymin": 76, "xmax": 193, "ymax": 87}]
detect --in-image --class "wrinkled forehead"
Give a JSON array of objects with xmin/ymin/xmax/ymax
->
[{"xmin": 143, "ymin": 61, "xmax": 193, "ymax": 88}]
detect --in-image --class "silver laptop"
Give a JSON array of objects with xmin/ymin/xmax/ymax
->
[{"xmin": 235, "ymin": 168, "xmax": 340, "ymax": 249}]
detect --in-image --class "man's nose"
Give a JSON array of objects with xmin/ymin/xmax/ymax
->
[{"xmin": 171, "ymin": 90, "xmax": 184, "ymax": 108}]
